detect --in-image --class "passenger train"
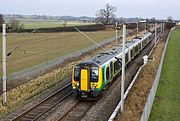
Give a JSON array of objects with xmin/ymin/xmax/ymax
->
[{"xmin": 72, "ymin": 31, "xmax": 152, "ymax": 99}]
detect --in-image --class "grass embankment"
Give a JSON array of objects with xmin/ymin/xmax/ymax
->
[
  {"xmin": 149, "ymin": 29, "xmax": 180, "ymax": 121},
  {"xmin": 0, "ymin": 61, "xmax": 74, "ymax": 116},
  {"xmin": 0, "ymin": 30, "xmax": 117, "ymax": 76},
  {"xmin": 115, "ymin": 30, "xmax": 166, "ymax": 121},
  {"xmin": 21, "ymin": 21, "xmax": 95, "ymax": 29}
]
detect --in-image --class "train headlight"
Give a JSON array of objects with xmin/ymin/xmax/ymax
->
[
  {"xmin": 95, "ymin": 84, "xmax": 98, "ymax": 87},
  {"xmin": 91, "ymin": 84, "xmax": 95, "ymax": 88},
  {"xmin": 91, "ymin": 84, "xmax": 98, "ymax": 89},
  {"xmin": 74, "ymin": 82, "xmax": 79, "ymax": 88}
]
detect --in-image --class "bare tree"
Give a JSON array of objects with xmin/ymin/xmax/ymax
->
[
  {"xmin": 0, "ymin": 14, "xmax": 4, "ymax": 24},
  {"xmin": 149, "ymin": 17, "xmax": 156, "ymax": 23},
  {"xmin": 63, "ymin": 20, "xmax": 68, "ymax": 27},
  {"xmin": 8, "ymin": 18, "xmax": 21, "ymax": 31},
  {"xmin": 0, "ymin": 14, "xmax": 4, "ymax": 32},
  {"xmin": 95, "ymin": 3, "xmax": 117, "ymax": 25},
  {"xmin": 167, "ymin": 16, "xmax": 173, "ymax": 23}
]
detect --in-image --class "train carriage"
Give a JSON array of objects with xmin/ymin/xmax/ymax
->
[{"xmin": 72, "ymin": 32, "xmax": 152, "ymax": 99}]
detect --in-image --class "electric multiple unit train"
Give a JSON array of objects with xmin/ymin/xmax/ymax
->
[{"xmin": 72, "ymin": 32, "xmax": 152, "ymax": 99}]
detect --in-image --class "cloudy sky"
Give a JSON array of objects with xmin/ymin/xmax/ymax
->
[{"xmin": 0, "ymin": 0, "xmax": 179, "ymax": 19}]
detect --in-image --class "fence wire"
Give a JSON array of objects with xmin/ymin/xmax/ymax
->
[{"xmin": 0, "ymin": 30, "xmax": 124, "ymax": 81}]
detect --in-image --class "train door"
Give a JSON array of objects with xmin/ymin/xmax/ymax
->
[{"xmin": 80, "ymin": 69, "xmax": 88, "ymax": 91}]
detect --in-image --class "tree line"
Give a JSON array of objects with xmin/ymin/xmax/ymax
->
[{"xmin": 0, "ymin": 3, "xmax": 176, "ymax": 32}]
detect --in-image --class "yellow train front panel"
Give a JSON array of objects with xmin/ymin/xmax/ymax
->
[{"xmin": 80, "ymin": 69, "xmax": 88, "ymax": 91}]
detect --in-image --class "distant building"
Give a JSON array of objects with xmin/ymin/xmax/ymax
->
[
  {"xmin": 176, "ymin": 22, "xmax": 180, "ymax": 25},
  {"xmin": 139, "ymin": 20, "xmax": 146, "ymax": 23}
]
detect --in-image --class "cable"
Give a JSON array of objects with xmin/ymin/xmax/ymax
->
[{"xmin": 74, "ymin": 27, "xmax": 122, "ymax": 64}]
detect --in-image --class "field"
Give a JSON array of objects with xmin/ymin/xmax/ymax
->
[
  {"xmin": 20, "ymin": 21, "xmax": 95, "ymax": 29},
  {"xmin": 149, "ymin": 28, "xmax": 180, "ymax": 121},
  {"xmin": 0, "ymin": 30, "xmax": 118, "ymax": 76}
]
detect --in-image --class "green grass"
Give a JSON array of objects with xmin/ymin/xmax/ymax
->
[
  {"xmin": 0, "ymin": 30, "xmax": 120, "ymax": 76},
  {"xmin": 149, "ymin": 28, "xmax": 180, "ymax": 121},
  {"xmin": 20, "ymin": 21, "xmax": 95, "ymax": 29}
]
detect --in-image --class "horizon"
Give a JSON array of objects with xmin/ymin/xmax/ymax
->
[
  {"xmin": 1, "ymin": 0, "xmax": 180, "ymax": 20},
  {"xmin": 1, "ymin": 13, "xmax": 176, "ymax": 21}
]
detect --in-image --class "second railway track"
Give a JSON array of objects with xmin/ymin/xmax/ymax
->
[{"xmin": 12, "ymin": 82, "xmax": 73, "ymax": 121}]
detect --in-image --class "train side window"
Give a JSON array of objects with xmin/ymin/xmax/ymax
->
[
  {"xmin": 110, "ymin": 61, "xmax": 113, "ymax": 77},
  {"xmin": 91, "ymin": 67, "xmax": 99, "ymax": 82},
  {"xmin": 139, "ymin": 43, "xmax": 142, "ymax": 49},
  {"xmin": 74, "ymin": 66, "xmax": 80, "ymax": 81},
  {"xmin": 106, "ymin": 67, "xmax": 110, "ymax": 81},
  {"xmin": 135, "ymin": 45, "xmax": 139, "ymax": 53},
  {"xmin": 130, "ymin": 49, "xmax": 133, "ymax": 58},
  {"xmin": 114, "ymin": 61, "xmax": 121, "ymax": 74},
  {"xmin": 125, "ymin": 53, "xmax": 129, "ymax": 63},
  {"xmin": 142, "ymin": 41, "xmax": 145, "ymax": 47}
]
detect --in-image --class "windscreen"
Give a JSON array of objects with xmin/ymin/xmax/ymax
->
[
  {"xmin": 74, "ymin": 66, "xmax": 80, "ymax": 81},
  {"xmin": 91, "ymin": 67, "xmax": 99, "ymax": 82}
]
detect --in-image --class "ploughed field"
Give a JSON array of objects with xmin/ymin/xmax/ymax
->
[{"xmin": 0, "ymin": 30, "xmax": 118, "ymax": 76}]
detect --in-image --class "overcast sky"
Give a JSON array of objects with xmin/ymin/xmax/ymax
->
[{"xmin": 0, "ymin": 0, "xmax": 179, "ymax": 20}]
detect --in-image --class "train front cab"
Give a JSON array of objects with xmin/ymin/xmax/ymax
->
[{"xmin": 72, "ymin": 63, "xmax": 102, "ymax": 99}]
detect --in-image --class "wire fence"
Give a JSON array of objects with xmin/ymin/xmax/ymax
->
[
  {"xmin": 140, "ymin": 27, "xmax": 175, "ymax": 121},
  {"xmin": 2, "ymin": 32, "xmax": 122, "ymax": 82},
  {"xmin": 0, "ymin": 27, "xmax": 139, "ymax": 82},
  {"xmin": 108, "ymin": 26, "xmax": 163, "ymax": 121}
]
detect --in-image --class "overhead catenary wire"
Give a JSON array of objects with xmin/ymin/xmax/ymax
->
[
  {"xmin": 74, "ymin": 27, "xmax": 123, "ymax": 63},
  {"xmin": 5, "ymin": 34, "xmax": 58, "ymax": 56},
  {"xmin": 6, "ymin": 37, "xmax": 32, "ymax": 57},
  {"xmin": 74, "ymin": 27, "xmax": 108, "ymax": 52}
]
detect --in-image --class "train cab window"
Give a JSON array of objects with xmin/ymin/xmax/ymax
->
[
  {"xmin": 74, "ymin": 66, "xmax": 80, "ymax": 81},
  {"xmin": 91, "ymin": 67, "xmax": 99, "ymax": 82},
  {"xmin": 106, "ymin": 67, "xmax": 110, "ymax": 81}
]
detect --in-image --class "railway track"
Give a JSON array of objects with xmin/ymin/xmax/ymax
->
[
  {"xmin": 12, "ymin": 82, "xmax": 73, "ymax": 121},
  {"xmin": 57, "ymin": 101, "xmax": 94, "ymax": 121},
  {"xmin": 55, "ymin": 31, "xmax": 162, "ymax": 121}
]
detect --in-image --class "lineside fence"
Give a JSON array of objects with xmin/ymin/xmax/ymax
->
[
  {"xmin": 4, "ymin": 28, "xmax": 140, "ymax": 82},
  {"xmin": 5, "ymin": 34, "xmax": 122, "ymax": 81},
  {"xmin": 108, "ymin": 27, "xmax": 162, "ymax": 121},
  {"xmin": 140, "ymin": 27, "xmax": 175, "ymax": 121}
]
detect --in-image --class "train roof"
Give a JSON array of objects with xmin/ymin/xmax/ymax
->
[{"xmin": 81, "ymin": 32, "xmax": 151, "ymax": 66}]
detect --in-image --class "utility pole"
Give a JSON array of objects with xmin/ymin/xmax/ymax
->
[
  {"xmin": 145, "ymin": 22, "xmax": 147, "ymax": 31},
  {"xmin": 2, "ymin": 24, "xmax": 7, "ymax": 107},
  {"xmin": 116, "ymin": 22, "xmax": 118, "ymax": 44},
  {"xmin": 162, "ymin": 22, "xmax": 165, "ymax": 34},
  {"xmin": 161, "ymin": 22, "xmax": 163, "ymax": 34},
  {"xmin": 155, "ymin": 23, "xmax": 157, "ymax": 47},
  {"xmin": 137, "ymin": 22, "xmax": 139, "ymax": 34},
  {"xmin": 121, "ymin": 24, "xmax": 126, "ymax": 112}
]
